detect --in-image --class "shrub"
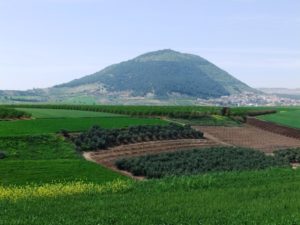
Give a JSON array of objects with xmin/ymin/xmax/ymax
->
[
  {"xmin": 0, "ymin": 151, "xmax": 6, "ymax": 159},
  {"xmin": 116, "ymin": 147, "xmax": 288, "ymax": 178},
  {"xmin": 73, "ymin": 124, "xmax": 204, "ymax": 151},
  {"xmin": 0, "ymin": 107, "xmax": 31, "ymax": 119},
  {"xmin": 274, "ymin": 148, "xmax": 300, "ymax": 163}
]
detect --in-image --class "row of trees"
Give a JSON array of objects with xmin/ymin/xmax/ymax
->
[{"xmin": 72, "ymin": 124, "xmax": 203, "ymax": 151}]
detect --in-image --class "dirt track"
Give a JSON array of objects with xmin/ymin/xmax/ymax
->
[
  {"xmin": 84, "ymin": 139, "xmax": 217, "ymax": 166},
  {"xmin": 194, "ymin": 125, "xmax": 300, "ymax": 153},
  {"xmin": 83, "ymin": 138, "xmax": 218, "ymax": 178}
]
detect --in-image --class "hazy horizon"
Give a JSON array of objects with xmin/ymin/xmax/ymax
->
[{"xmin": 1, "ymin": 0, "xmax": 299, "ymax": 90}]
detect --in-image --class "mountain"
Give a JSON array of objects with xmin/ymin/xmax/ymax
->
[
  {"xmin": 55, "ymin": 49, "xmax": 255, "ymax": 99},
  {"xmin": 0, "ymin": 49, "xmax": 257, "ymax": 104}
]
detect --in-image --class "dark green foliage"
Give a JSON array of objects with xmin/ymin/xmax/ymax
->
[
  {"xmin": 274, "ymin": 148, "xmax": 300, "ymax": 163},
  {"xmin": 55, "ymin": 50, "xmax": 255, "ymax": 98},
  {"xmin": 116, "ymin": 147, "xmax": 288, "ymax": 178},
  {"xmin": 221, "ymin": 107, "xmax": 230, "ymax": 116},
  {"xmin": 0, "ymin": 107, "xmax": 30, "ymax": 119},
  {"xmin": 0, "ymin": 151, "xmax": 6, "ymax": 159},
  {"xmin": 172, "ymin": 115, "xmax": 241, "ymax": 126},
  {"xmin": 246, "ymin": 110, "xmax": 277, "ymax": 117},
  {"xmin": 73, "ymin": 124, "xmax": 203, "ymax": 151},
  {"xmin": 230, "ymin": 107, "xmax": 277, "ymax": 117}
]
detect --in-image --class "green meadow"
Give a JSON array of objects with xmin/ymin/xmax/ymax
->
[
  {"xmin": 16, "ymin": 108, "xmax": 123, "ymax": 118},
  {"xmin": 259, "ymin": 107, "xmax": 300, "ymax": 129},
  {"xmin": 0, "ymin": 117, "xmax": 167, "ymax": 136}
]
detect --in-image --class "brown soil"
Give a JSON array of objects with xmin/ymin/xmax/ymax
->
[
  {"xmin": 83, "ymin": 138, "xmax": 219, "ymax": 179},
  {"xmin": 194, "ymin": 125, "xmax": 300, "ymax": 153},
  {"xmin": 246, "ymin": 117, "xmax": 300, "ymax": 139}
]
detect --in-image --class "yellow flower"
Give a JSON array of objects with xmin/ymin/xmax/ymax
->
[{"xmin": 0, "ymin": 179, "xmax": 132, "ymax": 201}]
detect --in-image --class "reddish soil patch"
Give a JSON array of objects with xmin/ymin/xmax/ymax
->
[
  {"xmin": 194, "ymin": 125, "xmax": 300, "ymax": 153},
  {"xmin": 246, "ymin": 117, "xmax": 300, "ymax": 139},
  {"xmin": 83, "ymin": 138, "xmax": 219, "ymax": 179}
]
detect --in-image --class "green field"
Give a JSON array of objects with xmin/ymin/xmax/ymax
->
[
  {"xmin": 0, "ymin": 107, "xmax": 30, "ymax": 119},
  {"xmin": 0, "ymin": 134, "xmax": 125, "ymax": 186},
  {"xmin": 2, "ymin": 169, "xmax": 300, "ymax": 224},
  {"xmin": 0, "ymin": 159, "xmax": 126, "ymax": 186},
  {"xmin": 0, "ymin": 117, "xmax": 168, "ymax": 136},
  {"xmin": 2, "ymin": 105, "xmax": 300, "ymax": 225},
  {"xmin": 259, "ymin": 108, "xmax": 300, "ymax": 129},
  {"xmin": 0, "ymin": 135, "xmax": 76, "ymax": 160},
  {"xmin": 16, "ymin": 108, "xmax": 123, "ymax": 118}
]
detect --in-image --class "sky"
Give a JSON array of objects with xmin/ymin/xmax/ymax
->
[{"xmin": 0, "ymin": 0, "xmax": 299, "ymax": 90}]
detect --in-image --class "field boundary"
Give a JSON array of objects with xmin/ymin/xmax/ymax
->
[
  {"xmin": 82, "ymin": 138, "xmax": 219, "ymax": 179},
  {"xmin": 246, "ymin": 117, "xmax": 300, "ymax": 139}
]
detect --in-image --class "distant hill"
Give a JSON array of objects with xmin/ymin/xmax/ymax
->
[
  {"xmin": 0, "ymin": 49, "xmax": 257, "ymax": 104},
  {"xmin": 259, "ymin": 88, "xmax": 300, "ymax": 100},
  {"xmin": 55, "ymin": 49, "xmax": 255, "ymax": 99},
  {"xmin": 259, "ymin": 88, "xmax": 300, "ymax": 95}
]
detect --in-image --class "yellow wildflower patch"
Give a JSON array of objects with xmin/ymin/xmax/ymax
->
[{"xmin": 0, "ymin": 179, "xmax": 132, "ymax": 201}]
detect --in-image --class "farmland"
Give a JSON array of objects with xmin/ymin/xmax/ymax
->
[
  {"xmin": 0, "ymin": 117, "xmax": 167, "ymax": 136},
  {"xmin": 1, "ymin": 105, "xmax": 300, "ymax": 225},
  {"xmin": 16, "ymin": 108, "xmax": 123, "ymax": 118},
  {"xmin": 0, "ymin": 107, "xmax": 30, "ymax": 119},
  {"xmin": 3, "ymin": 169, "xmax": 300, "ymax": 224},
  {"xmin": 116, "ymin": 147, "xmax": 288, "ymax": 178},
  {"xmin": 0, "ymin": 134, "xmax": 126, "ymax": 186},
  {"xmin": 10, "ymin": 104, "xmax": 277, "ymax": 118},
  {"xmin": 259, "ymin": 107, "xmax": 300, "ymax": 129}
]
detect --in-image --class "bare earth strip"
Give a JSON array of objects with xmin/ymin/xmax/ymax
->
[
  {"xmin": 194, "ymin": 125, "xmax": 300, "ymax": 153},
  {"xmin": 83, "ymin": 138, "xmax": 219, "ymax": 179}
]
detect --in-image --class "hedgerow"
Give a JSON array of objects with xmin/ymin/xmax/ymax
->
[
  {"xmin": 116, "ymin": 147, "xmax": 288, "ymax": 178},
  {"xmin": 72, "ymin": 124, "xmax": 203, "ymax": 151},
  {"xmin": 0, "ymin": 107, "xmax": 31, "ymax": 119},
  {"xmin": 274, "ymin": 148, "xmax": 300, "ymax": 163}
]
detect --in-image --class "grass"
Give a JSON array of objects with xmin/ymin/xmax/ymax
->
[
  {"xmin": 0, "ymin": 160, "xmax": 126, "ymax": 186},
  {"xmin": 0, "ymin": 117, "xmax": 168, "ymax": 136},
  {"xmin": 2, "ymin": 169, "xmax": 300, "ymax": 224},
  {"xmin": 259, "ymin": 108, "xmax": 300, "ymax": 129},
  {"xmin": 0, "ymin": 134, "xmax": 126, "ymax": 186},
  {"xmin": 16, "ymin": 108, "xmax": 123, "ymax": 118},
  {"xmin": 0, "ymin": 135, "xmax": 77, "ymax": 160},
  {"xmin": 170, "ymin": 115, "xmax": 240, "ymax": 126},
  {"xmin": 0, "ymin": 107, "xmax": 30, "ymax": 119}
]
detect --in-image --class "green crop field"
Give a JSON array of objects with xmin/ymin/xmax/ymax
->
[
  {"xmin": 8, "ymin": 104, "xmax": 281, "ymax": 120},
  {"xmin": 2, "ymin": 169, "xmax": 300, "ymax": 224},
  {"xmin": 0, "ymin": 160, "xmax": 126, "ymax": 186},
  {"xmin": 259, "ymin": 107, "xmax": 300, "ymax": 129},
  {"xmin": 16, "ymin": 108, "xmax": 123, "ymax": 118},
  {"xmin": 0, "ymin": 134, "xmax": 125, "ymax": 186},
  {"xmin": 0, "ymin": 117, "xmax": 168, "ymax": 136},
  {"xmin": 2, "ymin": 105, "xmax": 300, "ymax": 225}
]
